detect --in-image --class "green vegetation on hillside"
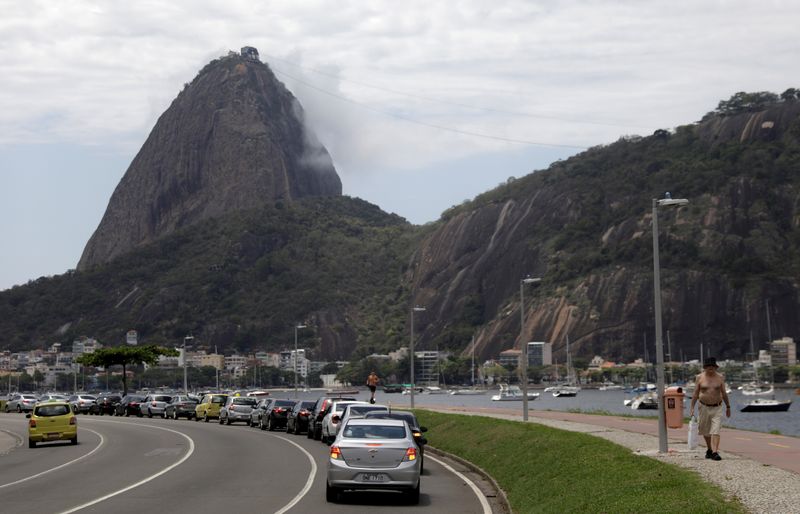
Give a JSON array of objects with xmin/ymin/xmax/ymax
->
[{"xmin": 417, "ymin": 410, "xmax": 744, "ymax": 514}]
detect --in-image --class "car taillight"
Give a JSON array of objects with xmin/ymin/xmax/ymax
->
[
  {"xmin": 79, "ymin": 401, "xmax": 85, "ymax": 405},
  {"xmin": 275, "ymin": 408, "xmax": 284, "ymax": 413},
  {"xmin": 300, "ymin": 410, "xmax": 308, "ymax": 415},
  {"xmin": 403, "ymin": 447, "xmax": 417, "ymax": 461},
  {"xmin": 69, "ymin": 417, "xmax": 76, "ymax": 425},
  {"xmin": 131, "ymin": 402, "xmax": 139, "ymax": 407},
  {"xmin": 29, "ymin": 419, "xmax": 36, "ymax": 428},
  {"xmin": 330, "ymin": 446, "xmax": 342, "ymax": 460},
  {"xmin": 413, "ymin": 431, "xmax": 422, "ymax": 438}
]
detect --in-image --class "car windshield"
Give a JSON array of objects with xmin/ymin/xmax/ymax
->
[
  {"xmin": 297, "ymin": 401, "xmax": 315, "ymax": 410},
  {"xmin": 35, "ymin": 404, "xmax": 70, "ymax": 416},
  {"xmin": 343, "ymin": 424, "xmax": 406, "ymax": 439},
  {"xmin": 81, "ymin": 396, "xmax": 97, "ymax": 400},
  {"xmin": 233, "ymin": 398, "xmax": 256, "ymax": 405}
]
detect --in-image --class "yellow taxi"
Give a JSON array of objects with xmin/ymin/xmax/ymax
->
[
  {"xmin": 27, "ymin": 401, "xmax": 77, "ymax": 448},
  {"xmin": 194, "ymin": 393, "xmax": 228, "ymax": 422}
]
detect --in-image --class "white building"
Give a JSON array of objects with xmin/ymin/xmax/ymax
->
[
  {"xmin": 528, "ymin": 342, "xmax": 553, "ymax": 366},
  {"xmin": 225, "ymin": 354, "xmax": 248, "ymax": 371}
]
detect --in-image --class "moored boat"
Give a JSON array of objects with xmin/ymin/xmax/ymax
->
[
  {"xmin": 552, "ymin": 386, "xmax": 580, "ymax": 397},
  {"xmin": 629, "ymin": 393, "xmax": 658, "ymax": 410},
  {"xmin": 449, "ymin": 388, "xmax": 487, "ymax": 395},
  {"xmin": 740, "ymin": 398, "xmax": 792, "ymax": 412},
  {"xmin": 491, "ymin": 384, "xmax": 539, "ymax": 401}
]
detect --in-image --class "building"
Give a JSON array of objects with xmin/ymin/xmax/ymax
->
[
  {"xmin": 126, "ymin": 330, "xmax": 138, "ymax": 346},
  {"xmin": 769, "ymin": 337, "xmax": 797, "ymax": 366},
  {"xmin": 225, "ymin": 355, "xmax": 248, "ymax": 371},
  {"xmin": 528, "ymin": 342, "xmax": 553, "ymax": 366},
  {"xmin": 72, "ymin": 337, "xmax": 101, "ymax": 355},
  {"xmin": 498, "ymin": 349, "xmax": 521, "ymax": 369},
  {"xmin": 414, "ymin": 351, "xmax": 440, "ymax": 386},
  {"xmin": 190, "ymin": 353, "xmax": 224, "ymax": 370},
  {"xmin": 280, "ymin": 350, "xmax": 309, "ymax": 378},
  {"xmin": 241, "ymin": 46, "xmax": 260, "ymax": 61}
]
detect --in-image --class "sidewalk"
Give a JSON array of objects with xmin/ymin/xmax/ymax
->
[{"xmin": 430, "ymin": 405, "xmax": 800, "ymax": 514}]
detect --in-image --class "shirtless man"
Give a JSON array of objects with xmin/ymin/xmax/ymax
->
[
  {"xmin": 366, "ymin": 371, "xmax": 379, "ymax": 404},
  {"xmin": 689, "ymin": 357, "xmax": 731, "ymax": 460}
]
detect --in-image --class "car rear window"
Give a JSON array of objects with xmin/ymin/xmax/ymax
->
[
  {"xmin": 343, "ymin": 424, "xmax": 406, "ymax": 439},
  {"xmin": 35, "ymin": 405, "xmax": 70, "ymax": 417},
  {"xmin": 274, "ymin": 400, "xmax": 296, "ymax": 407},
  {"xmin": 348, "ymin": 406, "xmax": 387, "ymax": 416},
  {"xmin": 211, "ymin": 395, "xmax": 227, "ymax": 403},
  {"xmin": 233, "ymin": 398, "xmax": 256, "ymax": 405},
  {"xmin": 153, "ymin": 396, "xmax": 172, "ymax": 402}
]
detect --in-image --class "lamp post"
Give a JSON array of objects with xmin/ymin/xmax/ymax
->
[
  {"xmin": 183, "ymin": 335, "xmax": 193, "ymax": 395},
  {"xmin": 652, "ymin": 193, "xmax": 689, "ymax": 453},
  {"xmin": 520, "ymin": 276, "xmax": 542, "ymax": 421},
  {"xmin": 410, "ymin": 306, "xmax": 426, "ymax": 409},
  {"xmin": 294, "ymin": 324, "xmax": 307, "ymax": 398}
]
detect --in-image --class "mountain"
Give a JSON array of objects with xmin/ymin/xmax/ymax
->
[
  {"xmin": 408, "ymin": 92, "xmax": 800, "ymax": 363},
  {"xmin": 2, "ymin": 87, "xmax": 800, "ymax": 364},
  {"xmin": 78, "ymin": 48, "xmax": 341, "ymax": 270}
]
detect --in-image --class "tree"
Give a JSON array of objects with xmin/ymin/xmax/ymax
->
[{"xmin": 76, "ymin": 345, "xmax": 178, "ymax": 396}]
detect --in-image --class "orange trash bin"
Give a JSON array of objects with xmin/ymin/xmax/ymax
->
[{"xmin": 664, "ymin": 386, "xmax": 685, "ymax": 428}]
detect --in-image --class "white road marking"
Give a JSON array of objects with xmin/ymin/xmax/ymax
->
[
  {"xmin": 57, "ymin": 420, "xmax": 195, "ymax": 514},
  {"xmin": 0, "ymin": 428, "xmax": 105, "ymax": 489},
  {"xmin": 427, "ymin": 454, "xmax": 492, "ymax": 514},
  {"xmin": 271, "ymin": 434, "xmax": 318, "ymax": 514}
]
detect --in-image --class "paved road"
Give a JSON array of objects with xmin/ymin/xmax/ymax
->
[
  {"xmin": 437, "ymin": 404, "xmax": 800, "ymax": 475},
  {"xmin": 0, "ymin": 413, "xmax": 491, "ymax": 513}
]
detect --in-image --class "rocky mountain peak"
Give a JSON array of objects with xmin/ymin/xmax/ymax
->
[{"xmin": 78, "ymin": 48, "xmax": 342, "ymax": 270}]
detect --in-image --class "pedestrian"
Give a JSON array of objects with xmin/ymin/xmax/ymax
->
[
  {"xmin": 366, "ymin": 371, "xmax": 379, "ymax": 404},
  {"xmin": 689, "ymin": 357, "xmax": 731, "ymax": 461}
]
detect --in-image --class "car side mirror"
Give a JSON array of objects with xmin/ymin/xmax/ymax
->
[
  {"xmin": 25, "ymin": 413, "xmax": 31, "ymax": 419},
  {"xmin": 420, "ymin": 426, "xmax": 428, "ymax": 432}
]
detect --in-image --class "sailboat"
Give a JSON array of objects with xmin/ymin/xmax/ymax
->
[
  {"xmin": 552, "ymin": 334, "xmax": 580, "ymax": 397},
  {"xmin": 451, "ymin": 335, "xmax": 486, "ymax": 395},
  {"xmin": 740, "ymin": 304, "xmax": 792, "ymax": 412}
]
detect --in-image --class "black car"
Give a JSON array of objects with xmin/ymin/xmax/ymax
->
[
  {"xmin": 262, "ymin": 399, "xmax": 297, "ymax": 431},
  {"xmin": 115, "ymin": 395, "xmax": 146, "ymax": 417},
  {"xmin": 286, "ymin": 400, "xmax": 315, "ymax": 435},
  {"xmin": 91, "ymin": 394, "xmax": 122, "ymax": 415},
  {"xmin": 308, "ymin": 396, "xmax": 357, "ymax": 440},
  {"xmin": 250, "ymin": 399, "xmax": 273, "ymax": 428},
  {"xmin": 164, "ymin": 395, "xmax": 199, "ymax": 420},
  {"xmin": 364, "ymin": 410, "xmax": 429, "ymax": 470}
]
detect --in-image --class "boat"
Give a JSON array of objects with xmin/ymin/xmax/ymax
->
[
  {"xmin": 740, "ymin": 383, "xmax": 775, "ymax": 396},
  {"xmin": 552, "ymin": 386, "xmax": 580, "ymax": 397},
  {"xmin": 449, "ymin": 388, "xmax": 487, "ymax": 395},
  {"xmin": 382, "ymin": 384, "xmax": 404, "ymax": 393},
  {"xmin": 629, "ymin": 392, "xmax": 658, "ymax": 410},
  {"xmin": 491, "ymin": 384, "xmax": 540, "ymax": 401},
  {"xmin": 598, "ymin": 382, "xmax": 624, "ymax": 391},
  {"xmin": 740, "ymin": 398, "xmax": 792, "ymax": 412},
  {"xmin": 423, "ymin": 386, "xmax": 447, "ymax": 394}
]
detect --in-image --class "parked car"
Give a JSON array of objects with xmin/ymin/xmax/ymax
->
[
  {"xmin": 308, "ymin": 396, "xmax": 357, "ymax": 441},
  {"xmin": 250, "ymin": 398, "xmax": 273, "ymax": 428},
  {"xmin": 38, "ymin": 393, "xmax": 69, "ymax": 403},
  {"xmin": 261, "ymin": 399, "xmax": 297, "ymax": 431},
  {"xmin": 165, "ymin": 395, "xmax": 199, "ymax": 420},
  {"xmin": 90, "ymin": 394, "xmax": 122, "ymax": 415},
  {"xmin": 321, "ymin": 400, "xmax": 370, "ymax": 444},
  {"xmin": 326, "ymin": 418, "xmax": 421, "ymax": 504},
  {"xmin": 68, "ymin": 394, "xmax": 97, "ymax": 414},
  {"xmin": 335, "ymin": 404, "xmax": 390, "ymax": 438},
  {"xmin": 195, "ymin": 393, "xmax": 228, "ymax": 422},
  {"xmin": 139, "ymin": 394, "xmax": 173, "ymax": 418},
  {"xmin": 286, "ymin": 400, "xmax": 316, "ymax": 435},
  {"xmin": 364, "ymin": 410, "xmax": 428, "ymax": 471},
  {"xmin": 5, "ymin": 394, "xmax": 39, "ymax": 413},
  {"xmin": 219, "ymin": 396, "xmax": 257, "ymax": 425},
  {"xmin": 27, "ymin": 401, "xmax": 77, "ymax": 448},
  {"xmin": 115, "ymin": 395, "xmax": 146, "ymax": 417}
]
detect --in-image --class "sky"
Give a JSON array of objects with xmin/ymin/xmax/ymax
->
[{"xmin": 1, "ymin": 1, "xmax": 799, "ymax": 291}]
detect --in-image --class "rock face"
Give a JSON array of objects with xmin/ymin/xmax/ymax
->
[
  {"xmin": 78, "ymin": 50, "xmax": 341, "ymax": 270},
  {"xmin": 408, "ymin": 101, "xmax": 800, "ymax": 362}
]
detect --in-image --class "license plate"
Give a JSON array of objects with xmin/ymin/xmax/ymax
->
[
  {"xmin": 362, "ymin": 473, "xmax": 386, "ymax": 482},
  {"xmin": 46, "ymin": 433, "xmax": 60, "ymax": 439}
]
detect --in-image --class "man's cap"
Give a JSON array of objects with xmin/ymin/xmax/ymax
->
[{"xmin": 703, "ymin": 357, "xmax": 719, "ymax": 368}]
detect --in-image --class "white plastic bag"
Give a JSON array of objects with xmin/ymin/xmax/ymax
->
[{"xmin": 688, "ymin": 415, "xmax": 699, "ymax": 450}]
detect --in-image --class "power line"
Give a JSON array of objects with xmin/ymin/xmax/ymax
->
[
  {"xmin": 272, "ymin": 68, "xmax": 588, "ymax": 150},
  {"xmin": 264, "ymin": 52, "xmax": 656, "ymax": 132}
]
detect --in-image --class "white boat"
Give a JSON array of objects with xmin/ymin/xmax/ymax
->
[
  {"xmin": 629, "ymin": 392, "xmax": 658, "ymax": 410},
  {"xmin": 423, "ymin": 386, "xmax": 447, "ymax": 394},
  {"xmin": 449, "ymin": 388, "xmax": 487, "ymax": 395},
  {"xmin": 598, "ymin": 383, "xmax": 624, "ymax": 391},
  {"xmin": 740, "ymin": 383, "xmax": 774, "ymax": 396},
  {"xmin": 552, "ymin": 386, "xmax": 581, "ymax": 397},
  {"xmin": 491, "ymin": 384, "xmax": 540, "ymax": 401},
  {"xmin": 543, "ymin": 385, "xmax": 561, "ymax": 393}
]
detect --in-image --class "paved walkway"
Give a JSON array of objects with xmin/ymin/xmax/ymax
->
[{"xmin": 421, "ymin": 404, "xmax": 800, "ymax": 514}]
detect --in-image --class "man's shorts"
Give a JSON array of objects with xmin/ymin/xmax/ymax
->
[
  {"xmin": 368, "ymin": 385, "xmax": 376, "ymax": 392},
  {"xmin": 698, "ymin": 403, "xmax": 723, "ymax": 436}
]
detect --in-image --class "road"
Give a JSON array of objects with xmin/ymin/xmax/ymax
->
[{"xmin": 0, "ymin": 412, "xmax": 491, "ymax": 513}]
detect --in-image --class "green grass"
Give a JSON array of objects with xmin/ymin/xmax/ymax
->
[{"xmin": 416, "ymin": 410, "xmax": 745, "ymax": 514}]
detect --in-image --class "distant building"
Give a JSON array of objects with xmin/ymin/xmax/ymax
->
[
  {"xmin": 498, "ymin": 349, "xmax": 521, "ymax": 369},
  {"xmin": 225, "ymin": 354, "xmax": 248, "ymax": 371},
  {"xmin": 414, "ymin": 351, "xmax": 440, "ymax": 386},
  {"xmin": 769, "ymin": 337, "xmax": 797, "ymax": 366},
  {"xmin": 126, "ymin": 330, "xmax": 138, "ymax": 346},
  {"xmin": 73, "ymin": 337, "xmax": 101, "ymax": 355},
  {"xmin": 241, "ymin": 46, "xmax": 260, "ymax": 61},
  {"xmin": 528, "ymin": 342, "xmax": 552, "ymax": 366}
]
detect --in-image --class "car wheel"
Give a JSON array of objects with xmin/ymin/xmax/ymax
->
[
  {"xmin": 260, "ymin": 418, "xmax": 266, "ymax": 431},
  {"xmin": 173, "ymin": 410, "xmax": 179, "ymax": 420},
  {"xmin": 287, "ymin": 421, "xmax": 293, "ymax": 434},
  {"xmin": 194, "ymin": 413, "xmax": 200, "ymax": 422},
  {"xmin": 125, "ymin": 410, "xmax": 130, "ymax": 417},
  {"xmin": 71, "ymin": 436, "xmax": 78, "ymax": 445},
  {"xmin": 225, "ymin": 415, "xmax": 232, "ymax": 425},
  {"xmin": 406, "ymin": 481, "xmax": 420, "ymax": 505},
  {"xmin": 307, "ymin": 424, "xmax": 314, "ymax": 439},
  {"xmin": 28, "ymin": 440, "xmax": 35, "ymax": 449},
  {"xmin": 162, "ymin": 410, "xmax": 167, "ymax": 419},
  {"xmin": 325, "ymin": 482, "xmax": 338, "ymax": 503},
  {"xmin": 218, "ymin": 415, "xmax": 224, "ymax": 425},
  {"xmin": 204, "ymin": 413, "xmax": 209, "ymax": 423}
]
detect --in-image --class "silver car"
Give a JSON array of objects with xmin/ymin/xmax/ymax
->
[
  {"xmin": 68, "ymin": 394, "xmax": 97, "ymax": 414},
  {"xmin": 5, "ymin": 394, "xmax": 39, "ymax": 413},
  {"xmin": 219, "ymin": 396, "xmax": 257, "ymax": 425},
  {"xmin": 139, "ymin": 394, "xmax": 172, "ymax": 418},
  {"xmin": 321, "ymin": 400, "xmax": 369, "ymax": 444},
  {"xmin": 326, "ymin": 418, "xmax": 421, "ymax": 504},
  {"xmin": 335, "ymin": 404, "xmax": 389, "ymax": 438}
]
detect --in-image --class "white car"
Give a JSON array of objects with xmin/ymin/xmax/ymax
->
[
  {"xmin": 336, "ymin": 404, "xmax": 389, "ymax": 438},
  {"xmin": 139, "ymin": 394, "xmax": 173, "ymax": 418},
  {"xmin": 320, "ymin": 400, "xmax": 370, "ymax": 444}
]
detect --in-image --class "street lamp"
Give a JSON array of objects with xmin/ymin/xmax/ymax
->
[
  {"xmin": 294, "ymin": 324, "xmax": 307, "ymax": 398},
  {"xmin": 652, "ymin": 192, "xmax": 689, "ymax": 453},
  {"xmin": 183, "ymin": 335, "xmax": 193, "ymax": 395},
  {"xmin": 520, "ymin": 276, "xmax": 542, "ymax": 421},
  {"xmin": 410, "ymin": 306, "xmax": 426, "ymax": 409}
]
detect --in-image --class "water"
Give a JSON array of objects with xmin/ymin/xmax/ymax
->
[{"xmin": 291, "ymin": 387, "xmax": 800, "ymax": 437}]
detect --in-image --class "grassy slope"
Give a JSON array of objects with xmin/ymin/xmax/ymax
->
[{"xmin": 416, "ymin": 410, "xmax": 745, "ymax": 514}]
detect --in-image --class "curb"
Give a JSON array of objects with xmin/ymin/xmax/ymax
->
[{"xmin": 426, "ymin": 445, "xmax": 511, "ymax": 514}]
